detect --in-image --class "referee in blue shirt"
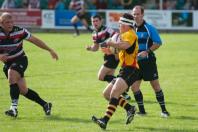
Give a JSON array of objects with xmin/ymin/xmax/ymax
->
[{"xmin": 131, "ymin": 6, "xmax": 170, "ymax": 117}]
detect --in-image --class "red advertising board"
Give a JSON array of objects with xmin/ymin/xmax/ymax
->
[{"xmin": 0, "ymin": 9, "xmax": 41, "ymax": 27}]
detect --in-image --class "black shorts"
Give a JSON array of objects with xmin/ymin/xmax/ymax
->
[
  {"xmin": 3, "ymin": 55, "xmax": 28, "ymax": 78},
  {"xmin": 103, "ymin": 54, "xmax": 119, "ymax": 69},
  {"xmin": 115, "ymin": 66, "xmax": 139, "ymax": 87},
  {"xmin": 77, "ymin": 12, "xmax": 86, "ymax": 20},
  {"xmin": 136, "ymin": 53, "xmax": 158, "ymax": 81}
]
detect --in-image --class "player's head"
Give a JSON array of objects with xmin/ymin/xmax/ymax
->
[
  {"xmin": 132, "ymin": 5, "xmax": 144, "ymax": 25},
  {"xmin": 0, "ymin": 12, "xmax": 14, "ymax": 33},
  {"xmin": 91, "ymin": 14, "xmax": 103, "ymax": 31},
  {"xmin": 118, "ymin": 13, "xmax": 135, "ymax": 33}
]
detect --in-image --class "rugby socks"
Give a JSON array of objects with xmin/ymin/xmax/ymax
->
[
  {"xmin": 10, "ymin": 84, "xmax": 20, "ymax": 110},
  {"xmin": 133, "ymin": 90, "xmax": 146, "ymax": 113},
  {"xmin": 73, "ymin": 23, "xmax": 79, "ymax": 35},
  {"xmin": 103, "ymin": 97, "xmax": 118, "ymax": 123},
  {"xmin": 24, "ymin": 88, "xmax": 47, "ymax": 107},
  {"xmin": 155, "ymin": 90, "xmax": 167, "ymax": 112},
  {"xmin": 118, "ymin": 96, "xmax": 131, "ymax": 111},
  {"xmin": 103, "ymin": 75, "xmax": 115, "ymax": 83}
]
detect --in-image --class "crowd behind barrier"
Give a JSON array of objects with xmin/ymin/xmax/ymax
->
[{"xmin": 0, "ymin": 0, "xmax": 198, "ymax": 10}]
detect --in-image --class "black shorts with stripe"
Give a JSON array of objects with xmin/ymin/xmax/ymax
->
[
  {"xmin": 136, "ymin": 53, "xmax": 158, "ymax": 81},
  {"xmin": 103, "ymin": 54, "xmax": 119, "ymax": 69},
  {"xmin": 116, "ymin": 66, "xmax": 139, "ymax": 87},
  {"xmin": 3, "ymin": 55, "xmax": 28, "ymax": 78}
]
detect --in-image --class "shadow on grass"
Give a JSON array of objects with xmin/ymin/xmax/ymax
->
[
  {"xmin": 135, "ymin": 126, "xmax": 194, "ymax": 132},
  {"xmin": 44, "ymin": 114, "xmax": 91, "ymax": 123},
  {"xmin": 129, "ymin": 99, "xmax": 195, "ymax": 107},
  {"xmin": 174, "ymin": 115, "xmax": 198, "ymax": 121}
]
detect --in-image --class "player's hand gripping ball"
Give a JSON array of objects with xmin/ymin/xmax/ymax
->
[{"xmin": 109, "ymin": 33, "xmax": 121, "ymax": 54}]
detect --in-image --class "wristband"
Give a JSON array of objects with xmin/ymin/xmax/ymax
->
[{"xmin": 146, "ymin": 49, "xmax": 152, "ymax": 54}]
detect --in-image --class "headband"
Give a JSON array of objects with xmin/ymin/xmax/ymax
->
[{"xmin": 119, "ymin": 17, "xmax": 135, "ymax": 27}]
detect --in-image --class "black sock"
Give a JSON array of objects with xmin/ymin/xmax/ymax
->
[
  {"xmin": 133, "ymin": 90, "xmax": 145, "ymax": 113},
  {"xmin": 103, "ymin": 97, "xmax": 118, "ymax": 123},
  {"xmin": 118, "ymin": 96, "xmax": 131, "ymax": 111},
  {"xmin": 10, "ymin": 83, "xmax": 20, "ymax": 100},
  {"xmin": 24, "ymin": 88, "xmax": 46, "ymax": 107},
  {"xmin": 156, "ymin": 90, "xmax": 167, "ymax": 112},
  {"xmin": 10, "ymin": 83, "xmax": 20, "ymax": 109},
  {"xmin": 73, "ymin": 23, "xmax": 79, "ymax": 35},
  {"xmin": 103, "ymin": 75, "xmax": 115, "ymax": 83}
]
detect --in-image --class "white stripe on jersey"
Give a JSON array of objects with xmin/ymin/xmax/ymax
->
[
  {"xmin": 7, "ymin": 49, "xmax": 24, "ymax": 59},
  {"xmin": 72, "ymin": 0, "xmax": 84, "ymax": 13},
  {"xmin": 0, "ymin": 32, "xmax": 5, "ymax": 36},
  {"xmin": 93, "ymin": 27, "xmax": 115, "ymax": 38},
  {"xmin": 9, "ymin": 29, "xmax": 25, "ymax": 36},
  {"xmin": 0, "ymin": 40, "xmax": 22, "ymax": 47}
]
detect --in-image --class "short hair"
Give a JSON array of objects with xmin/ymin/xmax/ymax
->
[
  {"xmin": 91, "ymin": 14, "xmax": 102, "ymax": 20},
  {"xmin": 134, "ymin": 5, "xmax": 144, "ymax": 14},
  {"xmin": 0, "ymin": 12, "xmax": 12, "ymax": 22}
]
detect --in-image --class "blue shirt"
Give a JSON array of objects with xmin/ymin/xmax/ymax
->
[{"xmin": 136, "ymin": 21, "xmax": 162, "ymax": 60}]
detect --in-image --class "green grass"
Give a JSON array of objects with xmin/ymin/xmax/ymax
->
[{"xmin": 0, "ymin": 33, "xmax": 198, "ymax": 132}]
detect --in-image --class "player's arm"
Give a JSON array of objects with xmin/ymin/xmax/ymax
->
[
  {"xmin": 0, "ymin": 53, "xmax": 8, "ymax": 62},
  {"xmin": 27, "ymin": 35, "xmax": 59, "ymax": 60},
  {"xmin": 147, "ymin": 43, "xmax": 160, "ymax": 53},
  {"xmin": 86, "ymin": 43, "xmax": 99, "ymax": 52},
  {"xmin": 107, "ymin": 40, "xmax": 131, "ymax": 50},
  {"xmin": 147, "ymin": 24, "xmax": 162, "ymax": 53}
]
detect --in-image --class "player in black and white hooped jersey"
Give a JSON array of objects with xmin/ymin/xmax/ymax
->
[
  {"xmin": 69, "ymin": 0, "xmax": 92, "ymax": 36},
  {"xmin": 86, "ymin": 14, "xmax": 131, "ymax": 100},
  {"xmin": 0, "ymin": 12, "xmax": 58, "ymax": 118}
]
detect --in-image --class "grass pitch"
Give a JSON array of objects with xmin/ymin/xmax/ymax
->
[{"xmin": 0, "ymin": 33, "xmax": 198, "ymax": 132}]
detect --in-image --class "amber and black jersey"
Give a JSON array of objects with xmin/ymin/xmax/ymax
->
[
  {"xmin": 0, "ymin": 26, "xmax": 31, "ymax": 61},
  {"xmin": 119, "ymin": 29, "xmax": 139, "ymax": 68}
]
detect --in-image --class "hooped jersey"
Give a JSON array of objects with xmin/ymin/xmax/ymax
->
[
  {"xmin": 70, "ymin": 0, "xmax": 85, "ymax": 14},
  {"xmin": 0, "ymin": 26, "xmax": 31, "ymax": 60},
  {"xmin": 92, "ymin": 25, "xmax": 116, "ymax": 54},
  {"xmin": 119, "ymin": 29, "xmax": 139, "ymax": 68}
]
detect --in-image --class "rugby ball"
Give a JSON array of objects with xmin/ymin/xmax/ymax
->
[{"xmin": 109, "ymin": 33, "xmax": 120, "ymax": 54}]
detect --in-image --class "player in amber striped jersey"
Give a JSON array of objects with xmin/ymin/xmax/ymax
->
[
  {"xmin": 92, "ymin": 13, "xmax": 138, "ymax": 130},
  {"xmin": 87, "ymin": 14, "xmax": 131, "ymax": 100}
]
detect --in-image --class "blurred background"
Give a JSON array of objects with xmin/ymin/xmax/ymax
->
[{"xmin": 0, "ymin": 0, "xmax": 198, "ymax": 31}]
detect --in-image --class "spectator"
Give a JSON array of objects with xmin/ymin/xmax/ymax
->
[
  {"xmin": 95, "ymin": 0, "xmax": 107, "ymax": 9},
  {"xmin": 40, "ymin": 0, "xmax": 48, "ymax": 9},
  {"xmin": 55, "ymin": 0, "xmax": 65, "ymax": 10},
  {"xmin": 85, "ymin": 0, "xmax": 96, "ymax": 9},
  {"xmin": 28, "ymin": 0, "xmax": 40, "ymax": 9},
  {"xmin": 143, "ymin": 0, "xmax": 159, "ymax": 9},
  {"xmin": 108, "ymin": 0, "xmax": 123, "ymax": 9},
  {"xmin": 120, "ymin": 0, "xmax": 133, "ymax": 9},
  {"xmin": 1, "ymin": 0, "xmax": 16, "ymax": 9},
  {"xmin": 183, "ymin": 0, "xmax": 194, "ymax": 10},
  {"xmin": 48, "ymin": 0, "xmax": 57, "ymax": 9}
]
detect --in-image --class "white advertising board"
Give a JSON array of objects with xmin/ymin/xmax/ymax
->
[
  {"xmin": 106, "ymin": 10, "xmax": 198, "ymax": 30},
  {"xmin": 42, "ymin": 10, "xmax": 55, "ymax": 28}
]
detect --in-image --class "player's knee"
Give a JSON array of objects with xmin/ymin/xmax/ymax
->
[
  {"xmin": 98, "ymin": 74, "xmax": 104, "ymax": 81},
  {"xmin": 8, "ymin": 74, "xmax": 18, "ymax": 84},
  {"xmin": 20, "ymin": 89, "xmax": 28, "ymax": 95},
  {"xmin": 103, "ymin": 90, "xmax": 110, "ymax": 101}
]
